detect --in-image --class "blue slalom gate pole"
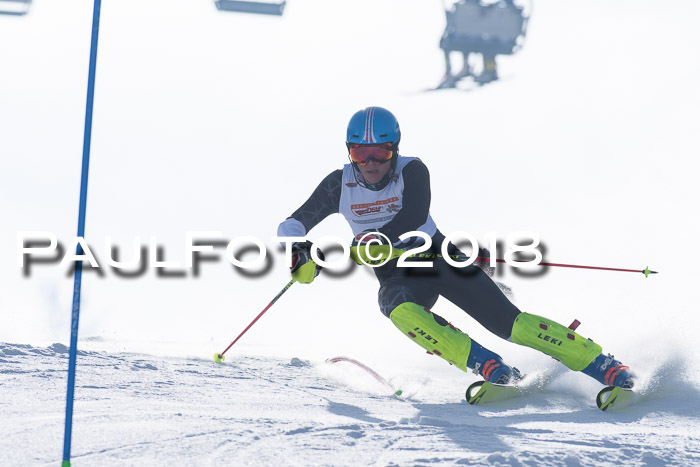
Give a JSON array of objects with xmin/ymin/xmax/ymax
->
[{"xmin": 62, "ymin": 0, "xmax": 102, "ymax": 465}]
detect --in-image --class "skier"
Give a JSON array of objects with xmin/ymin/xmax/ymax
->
[
  {"xmin": 437, "ymin": 50, "xmax": 499, "ymax": 89},
  {"xmin": 277, "ymin": 106, "xmax": 634, "ymax": 389}
]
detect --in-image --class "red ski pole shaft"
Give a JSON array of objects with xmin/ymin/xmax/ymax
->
[
  {"xmin": 216, "ymin": 279, "xmax": 295, "ymax": 361},
  {"xmin": 474, "ymin": 257, "xmax": 657, "ymax": 276},
  {"xmin": 388, "ymin": 249, "xmax": 656, "ymax": 277}
]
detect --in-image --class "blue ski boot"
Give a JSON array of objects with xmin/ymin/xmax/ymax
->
[
  {"xmin": 468, "ymin": 340, "xmax": 521, "ymax": 385},
  {"xmin": 582, "ymin": 353, "xmax": 635, "ymax": 388}
]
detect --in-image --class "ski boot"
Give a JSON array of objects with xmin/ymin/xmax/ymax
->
[
  {"xmin": 582, "ymin": 353, "xmax": 635, "ymax": 388},
  {"xmin": 468, "ymin": 340, "xmax": 521, "ymax": 385},
  {"xmin": 475, "ymin": 56, "xmax": 498, "ymax": 85},
  {"xmin": 436, "ymin": 73, "xmax": 457, "ymax": 89},
  {"xmin": 389, "ymin": 302, "xmax": 520, "ymax": 384},
  {"xmin": 474, "ymin": 69, "xmax": 498, "ymax": 85}
]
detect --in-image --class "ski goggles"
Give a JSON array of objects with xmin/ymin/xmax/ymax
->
[{"xmin": 348, "ymin": 143, "xmax": 394, "ymax": 166}]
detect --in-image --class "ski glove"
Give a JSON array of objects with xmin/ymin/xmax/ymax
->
[
  {"xmin": 449, "ymin": 246, "xmax": 495, "ymax": 276},
  {"xmin": 349, "ymin": 229, "xmax": 395, "ymax": 266},
  {"xmin": 290, "ymin": 241, "xmax": 324, "ymax": 284},
  {"xmin": 475, "ymin": 247, "xmax": 495, "ymax": 277}
]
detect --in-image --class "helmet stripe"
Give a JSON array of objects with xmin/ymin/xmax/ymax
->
[
  {"xmin": 348, "ymin": 106, "xmax": 399, "ymax": 146},
  {"xmin": 365, "ymin": 107, "xmax": 375, "ymax": 143},
  {"xmin": 364, "ymin": 109, "xmax": 369, "ymax": 143}
]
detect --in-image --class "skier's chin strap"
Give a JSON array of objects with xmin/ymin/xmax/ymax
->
[
  {"xmin": 351, "ymin": 163, "xmax": 395, "ymax": 191},
  {"xmin": 510, "ymin": 312, "xmax": 602, "ymax": 371}
]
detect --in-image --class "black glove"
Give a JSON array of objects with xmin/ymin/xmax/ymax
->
[
  {"xmin": 475, "ymin": 247, "xmax": 495, "ymax": 277},
  {"xmin": 290, "ymin": 241, "xmax": 324, "ymax": 284}
]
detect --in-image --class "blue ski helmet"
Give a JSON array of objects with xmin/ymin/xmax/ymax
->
[
  {"xmin": 346, "ymin": 106, "xmax": 401, "ymax": 148},
  {"xmin": 345, "ymin": 107, "xmax": 401, "ymax": 190}
]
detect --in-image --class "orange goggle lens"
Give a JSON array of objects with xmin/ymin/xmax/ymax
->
[{"xmin": 349, "ymin": 143, "xmax": 394, "ymax": 166}]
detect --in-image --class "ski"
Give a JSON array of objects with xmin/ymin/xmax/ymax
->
[
  {"xmin": 326, "ymin": 356, "xmax": 403, "ymax": 396},
  {"xmin": 466, "ymin": 370, "xmax": 555, "ymax": 405},
  {"xmin": 426, "ymin": 74, "xmax": 512, "ymax": 93},
  {"xmin": 467, "ymin": 379, "xmax": 636, "ymax": 411},
  {"xmin": 596, "ymin": 385, "xmax": 635, "ymax": 411},
  {"xmin": 466, "ymin": 380, "xmax": 520, "ymax": 405}
]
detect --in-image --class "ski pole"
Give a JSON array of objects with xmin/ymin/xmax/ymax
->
[
  {"xmin": 476, "ymin": 258, "xmax": 658, "ymax": 277},
  {"xmin": 214, "ymin": 279, "xmax": 296, "ymax": 363},
  {"xmin": 381, "ymin": 248, "xmax": 657, "ymax": 277}
]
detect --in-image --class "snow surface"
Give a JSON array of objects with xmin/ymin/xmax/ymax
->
[
  {"xmin": 3, "ymin": 342, "xmax": 700, "ymax": 466},
  {"xmin": 2, "ymin": 0, "xmax": 700, "ymax": 465}
]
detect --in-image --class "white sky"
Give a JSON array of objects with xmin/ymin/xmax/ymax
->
[{"xmin": 1, "ymin": 1, "xmax": 699, "ymax": 376}]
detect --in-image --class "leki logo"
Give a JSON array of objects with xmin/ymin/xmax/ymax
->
[
  {"xmin": 409, "ymin": 327, "xmax": 438, "ymax": 345},
  {"xmin": 537, "ymin": 333, "xmax": 563, "ymax": 346},
  {"xmin": 351, "ymin": 197, "xmax": 399, "ymax": 217}
]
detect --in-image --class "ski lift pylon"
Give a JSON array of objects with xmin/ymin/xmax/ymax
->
[
  {"xmin": 214, "ymin": 0, "xmax": 285, "ymax": 16},
  {"xmin": 0, "ymin": 0, "xmax": 32, "ymax": 16}
]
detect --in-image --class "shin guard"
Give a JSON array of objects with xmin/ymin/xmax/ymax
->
[
  {"xmin": 510, "ymin": 312, "xmax": 602, "ymax": 371},
  {"xmin": 389, "ymin": 302, "xmax": 471, "ymax": 372}
]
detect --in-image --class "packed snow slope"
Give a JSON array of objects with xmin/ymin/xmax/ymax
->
[
  {"xmin": 1, "ymin": 0, "xmax": 699, "ymax": 465},
  {"xmin": 2, "ymin": 342, "xmax": 700, "ymax": 466}
]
